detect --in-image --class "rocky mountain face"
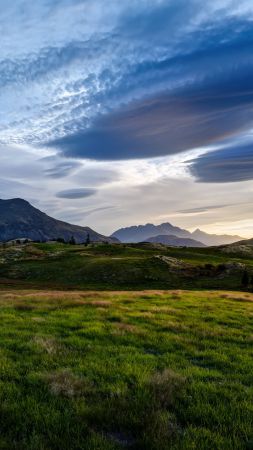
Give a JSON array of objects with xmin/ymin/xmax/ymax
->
[
  {"xmin": 144, "ymin": 234, "xmax": 206, "ymax": 247},
  {"xmin": 0, "ymin": 198, "xmax": 115, "ymax": 244},
  {"xmin": 111, "ymin": 222, "xmax": 244, "ymax": 246}
]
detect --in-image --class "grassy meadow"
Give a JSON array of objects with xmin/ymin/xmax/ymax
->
[
  {"xmin": 0, "ymin": 242, "xmax": 252, "ymax": 290},
  {"xmin": 0, "ymin": 289, "xmax": 253, "ymax": 449}
]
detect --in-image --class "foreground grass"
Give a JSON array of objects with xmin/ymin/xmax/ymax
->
[{"xmin": 0, "ymin": 290, "xmax": 253, "ymax": 449}]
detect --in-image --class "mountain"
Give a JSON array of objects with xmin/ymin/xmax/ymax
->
[
  {"xmin": 111, "ymin": 222, "xmax": 244, "ymax": 246},
  {"xmin": 111, "ymin": 222, "xmax": 190, "ymax": 243},
  {"xmin": 144, "ymin": 234, "xmax": 206, "ymax": 247},
  {"xmin": 191, "ymin": 229, "xmax": 243, "ymax": 246},
  {"xmin": 0, "ymin": 198, "xmax": 116, "ymax": 244}
]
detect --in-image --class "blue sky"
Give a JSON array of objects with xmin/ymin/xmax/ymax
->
[{"xmin": 0, "ymin": 0, "xmax": 253, "ymax": 236}]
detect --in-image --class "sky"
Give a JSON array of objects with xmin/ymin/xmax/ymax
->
[{"xmin": 0, "ymin": 0, "xmax": 253, "ymax": 237}]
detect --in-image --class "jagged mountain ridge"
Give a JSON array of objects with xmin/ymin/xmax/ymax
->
[
  {"xmin": 111, "ymin": 222, "xmax": 244, "ymax": 246},
  {"xmin": 0, "ymin": 198, "xmax": 116, "ymax": 243}
]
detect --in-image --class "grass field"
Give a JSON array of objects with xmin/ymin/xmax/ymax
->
[
  {"xmin": 0, "ymin": 289, "xmax": 253, "ymax": 449},
  {"xmin": 0, "ymin": 242, "xmax": 252, "ymax": 291}
]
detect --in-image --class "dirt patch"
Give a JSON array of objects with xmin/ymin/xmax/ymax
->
[
  {"xmin": 45, "ymin": 369, "xmax": 89, "ymax": 397},
  {"xmin": 113, "ymin": 322, "xmax": 139, "ymax": 333},
  {"xmin": 87, "ymin": 300, "xmax": 112, "ymax": 307},
  {"xmin": 33, "ymin": 336, "xmax": 61, "ymax": 354}
]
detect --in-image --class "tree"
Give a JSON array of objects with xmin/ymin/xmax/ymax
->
[
  {"xmin": 241, "ymin": 270, "xmax": 249, "ymax": 288},
  {"xmin": 85, "ymin": 233, "xmax": 90, "ymax": 246},
  {"xmin": 69, "ymin": 236, "xmax": 76, "ymax": 245}
]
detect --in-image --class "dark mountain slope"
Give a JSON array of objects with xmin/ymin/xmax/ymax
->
[{"xmin": 0, "ymin": 198, "xmax": 115, "ymax": 243}]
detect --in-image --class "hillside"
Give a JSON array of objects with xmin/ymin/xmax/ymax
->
[
  {"xmin": 219, "ymin": 237, "xmax": 253, "ymax": 257},
  {"xmin": 0, "ymin": 198, "xmax": 115, "ymax": 244},
  {"xmin": 111, "ymin": 222, "xmax": 243, "ymax": 246},
  {"xmin": 0, "ymin": 241, "xmax": 252, "ymax": 291},
  {"xmin": 144, "ymin": 234, "xmax": 206, "ymax": 247}
]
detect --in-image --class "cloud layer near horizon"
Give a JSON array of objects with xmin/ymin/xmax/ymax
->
[{"xmin": 0, "ymin": 1, "xmax": 253, "ymax": 236}]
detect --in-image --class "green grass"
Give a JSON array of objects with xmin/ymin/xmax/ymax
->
[
  {"xmin": 0, "ymin": 242, "xmax": 252, "ymax": 291},
  {"xmin": 0, "ymin": 289, "xmax": 252, "ymax": 449}
]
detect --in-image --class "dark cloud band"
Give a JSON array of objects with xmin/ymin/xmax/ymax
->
[
  {"xmin": 48, "ymin": 72, "xmax": 253, "ymax": 160},
  {"xmin": 190, "ymin": 142, "xmax": 253, "ymax": 183},
  {"xmin": 56, "ymin": 188, "xmax": 97, "ymax": 199}
]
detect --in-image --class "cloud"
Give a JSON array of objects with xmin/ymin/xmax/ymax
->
[
  {"xmin": 190, "ymin": 141, "xmax": 253, "ymax": 182},
  {"xmin": 48, "ymin": 71, "xmax": 253, "ymax": 160},
  {"xmin": 73, "ymin": 166, "xmax": 120, "ymax": 185},
  {"xmin": 46, "ymin": 16, "xmax": 253, "ymax": 160},
  {"xmin": 2, "ymin": 0, "xmax": 253, "ymax": 160},
  {"xmin": 56, "ymin": 188, "xmax": 97, "ymax": 199},
  {"xmin": 56, "ymin": 205, "xmax": 115, "ymax": 223},
  {"xmin": 42, "ymin": 157, "xmax": 81, "ymax": 178},
  {"xmin": 178, "ymin": 204, "xmax": 231, "ymax": 214}
]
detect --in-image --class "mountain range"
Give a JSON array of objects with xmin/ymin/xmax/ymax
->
[
  {"xmin": 0, "ymin": 198, "xmax": 116, "ymax": 243},
  {"xmin": 0, "ymin": 199, "xmax": 246, "ymax": 247},
  {"xmin": 111, "ymin": 222, "xmax": 244, "ymax": 246}
]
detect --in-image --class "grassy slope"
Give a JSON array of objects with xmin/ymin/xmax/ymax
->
[
  {"xmin": 0, "ymin": 290, "xmax": 252, "ymax": 449},
  {"xmin": 0, "ymin": 242, "xmax": 252, "ymax": 291}
]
